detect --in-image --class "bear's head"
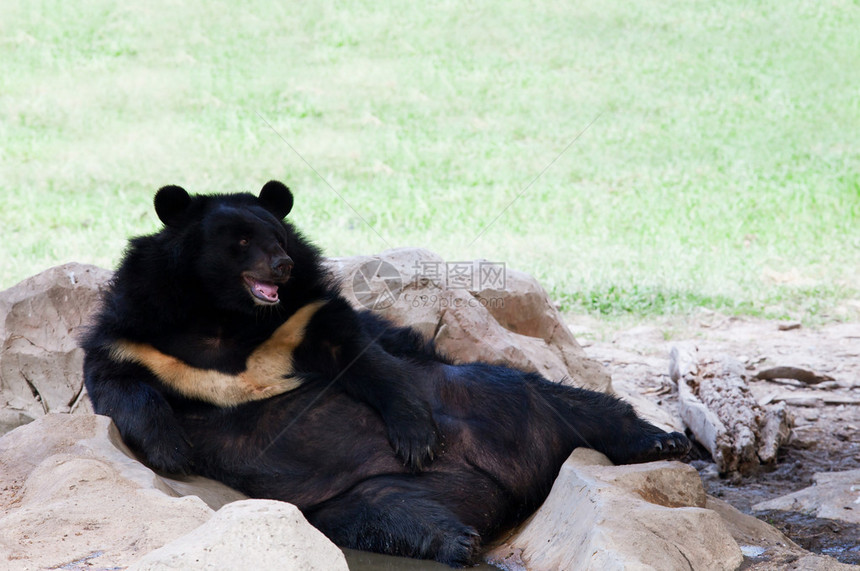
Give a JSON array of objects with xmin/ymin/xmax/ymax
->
[{"xmin": 153, "ymin": 180, "xmax": 300, "ymax": 313}]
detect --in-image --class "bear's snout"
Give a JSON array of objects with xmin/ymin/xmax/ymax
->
[{"xmin": 270, "ymin": 255, "xmax": 294, "ymax": 281}]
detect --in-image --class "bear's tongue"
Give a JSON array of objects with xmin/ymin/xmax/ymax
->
[{"xmin": 246, "ymin": 277, "xmax": 279, "ymax": 303}]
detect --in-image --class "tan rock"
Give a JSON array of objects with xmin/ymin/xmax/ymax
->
[
  {"xmin": 707, "ymin": 496, "xmax": 855, "ymax": 570},
  {"xmin": 328, "ymin": 248, "xmax": 611, "ymax": 392},
  {"xmin": 486, "ymin": 449, "xmax": 743, "ymax": 571},
  {"xmin": 131, "ymin": 500, "xmax": 349, "ymax": 571},
  {"xmin": 433, "ymin": 287, "xmax": 579, "ymax": 385},
  {"xmin": 0, "ymin": 263, "xmax": 110, "ymax": 434},
  {"xmin": 0, "ymin": 414, "xmax": 214, "ymax": 570},
  {"xmin": 752, "ymin": 469, "xmax": 860, "ymax": 525},
  {"xmin": 159, "ymin": 473, "xmax": 248, "ymax": 511},
  {"xmin": 326, "ymin": 249, "xmax": 445, "ymax": 339},
  {"xmin": 706, "ymin": 496, "xmax": 796, "ymax": 550}
]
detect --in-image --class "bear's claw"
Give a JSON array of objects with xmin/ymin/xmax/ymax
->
[
  {"xmin": 390, "ymin": 426, "xmax": 440, "ymax": 471},
  {"xmin": 437, "ymin": 526, "xmax": 482, "ymax": 568},
  {"xmin": 650, "ymin": 431, "xmax": 691, "ymax": 460},
  {"xmin": 623, "ymin": 431, "xmax": 691, "ymax": 464}
]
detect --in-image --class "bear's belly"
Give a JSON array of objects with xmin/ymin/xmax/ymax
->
[{"xmin": 177, "ymin": 384, "xmax": 408, "ymax": 507}]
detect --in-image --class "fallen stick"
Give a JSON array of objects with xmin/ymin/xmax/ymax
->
[{"xmin": 754, "ymin": 367, "xmax": 835, "ymax": 385}]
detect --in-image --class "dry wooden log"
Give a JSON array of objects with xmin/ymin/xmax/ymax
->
[{"xmin": 671, "ymin": 346, "xmax": 794, "ymax": 474}]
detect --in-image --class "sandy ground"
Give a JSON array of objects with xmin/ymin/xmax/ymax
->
[{"xmin": 568, "ymin": 312, "xmax": 860, "ymax": 565}]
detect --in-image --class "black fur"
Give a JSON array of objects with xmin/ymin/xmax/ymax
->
[{"xmin": 82, "ymin": 182, "xmax": 690, "ymax": 567}]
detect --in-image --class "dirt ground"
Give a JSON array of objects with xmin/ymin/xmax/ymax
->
[{"xmin": 568, "ymin": 312, "xmax": 860, "ymax": 566}]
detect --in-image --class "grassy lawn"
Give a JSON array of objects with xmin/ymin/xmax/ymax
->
[{"xmin": 2, "ymin": 0, "xmax": 858, "ymax": 322}]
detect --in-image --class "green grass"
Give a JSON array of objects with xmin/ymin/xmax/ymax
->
[{"xmin": 2, "ymin": 0, "xmax": 859, "ymax": 323}]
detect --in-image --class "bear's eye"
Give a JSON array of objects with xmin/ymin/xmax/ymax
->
[{"xmin": 238, "ymin": 237, "xmax": 250, "ymax": 247}]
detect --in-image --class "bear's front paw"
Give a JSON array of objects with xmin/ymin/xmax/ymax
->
[
  {"xmin": 631, "ymin": 431, "xmax": 691, "ymax": 463},
  {"xmin": 384, "ymin": 406, "xmax": 440, "ymax": 471}
]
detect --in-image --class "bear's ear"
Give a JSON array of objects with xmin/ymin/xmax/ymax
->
[
  {"xmin": 259, "ymin": 180, "xmax": 294, "ymax": 219},
  {"xmin": 154, "ymin": 185, "xmax": 192, "ymax": 227}
]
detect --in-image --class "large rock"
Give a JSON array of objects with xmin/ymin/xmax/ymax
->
[
  {"xmin": 752, "ymin": 469, "xmax": 860, "ymax": 525},
  {"xmin": 486, "ymin": 449, "xmax": 744, "ymax": 571},
  {"xmin": 131, "ymin": 500, "xmax": 348, "ymax": 571},
  {"xmin": 0, "ymin": 414, "xmax": 346, "ymax": 570},
  {"xmin": 0, "ymin": 263, "xmax": 110, "ymax": 434},
  {"xmin": 0, "ymin": 414, "xmax": 213, "ymax": 569},
  {"xmin": 326, "ymin": 248, "xmax": 611, "ymax": 392}
]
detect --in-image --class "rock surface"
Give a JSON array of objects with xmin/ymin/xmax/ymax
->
[
  {"xmin": 0, "ymin": 414, "xmax": 347, "ymax": 570},
  {"xmin": 0, "ymin": 414, "xmax": 214, "ymax": 570},
  {"xmin": 752, "ymin": 469, "xmax": 860, "ymax": 524},
  {"xmin": 131, "ymin": 500, "xmax": 348, "ymax": 571},
  {"xmin": 327, "ymin": 248, "xmax": 611, "ymax": 392},
  {"xmin": 486, "ymin": 448, "xmax": 744, "ymax": 571},
  {"xmin": 0, "ymin": 263, "xmax": 110, "ymax": 434}
]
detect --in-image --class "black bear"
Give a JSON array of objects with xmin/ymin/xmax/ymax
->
[
  {"xmin": 82, "ymin": 181, "xmax": 690, "ymax": 567},
  {"xmin": 83, "ymin": 181, "xmax": 440, "ymax": 473}
]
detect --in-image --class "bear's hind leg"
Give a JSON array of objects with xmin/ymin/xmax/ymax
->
[
  {"xmin": 533, "ymin": 379, "xmax": 691, "ymax": 465},
  {"xmin": 305, "ymin": 478, "xmax": 481, "ymax": 567}
]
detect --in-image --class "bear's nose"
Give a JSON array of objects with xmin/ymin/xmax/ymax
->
[{"xmin": 271, "ymin": 255, "xmax": 294, "ymax": 280}]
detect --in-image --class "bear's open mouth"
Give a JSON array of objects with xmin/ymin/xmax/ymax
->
[{"xmin": 243, "ymin": 274, "xmax": 280, "ymax": 305}]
